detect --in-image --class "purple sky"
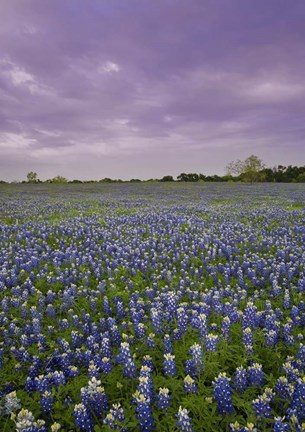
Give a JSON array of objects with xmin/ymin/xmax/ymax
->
[{"xmin": 1, "ymin": 0, "xmax": 305, "ymax": 181}]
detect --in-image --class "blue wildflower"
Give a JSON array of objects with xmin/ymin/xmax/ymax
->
[
  {"xmin": 73, "ymin": 403, "xmax": 94, "ymax": 432},
  {"xmin": 163, "ymin": 353, "xmax": 176, "ymax": 376},
  {"xmin": 212, "ymin": 372, "xmax": 234, "ymax": 415},
  {"xmin": 248, "ymin": 363, "xmax": 264, "ymax": 387},
  {"xmin": 133, "ymin": 391, "xmax": 155, "ymax": 432},
  {"xmin": 233, "ymin": 366, "xmax": 248, "ymax": 394},
  {"xmin": 184, "ymin": 375, "xmax": 198, "ymax": 394},
  {"xmin": 176, "ymin": 406, "xmax": 193, "ymax": 432},
  {"xmin": 157, "ymin": 388, "xmax": 171, "ymax": 410}
]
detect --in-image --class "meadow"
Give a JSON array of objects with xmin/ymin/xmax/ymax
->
[{"xmin": 0, "ymin": 182, "xmax": 305, "ymax": 432}]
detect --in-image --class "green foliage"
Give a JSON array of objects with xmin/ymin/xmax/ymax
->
[
  {"xmin": 226, "ymin": 155, "xmax": 265, "ymax": 183},
  {"xmin": 160, "ymin": 175, "xmax": 174, "ymax": 182},
  {"xmin": 47, "ymin": 175, "xmax": 68, "ymax": 183},
  {"xmin": 27, "ymin": 171, "xmax": 39, "ymax": 183},
  {"xmin": 177, "ymin": 173, "xmax": 200, "ymax": 182}
]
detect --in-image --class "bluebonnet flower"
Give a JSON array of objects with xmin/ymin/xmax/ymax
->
[
  {"xmin": 184, "ymin": 342, "xmax": 204, "ymax": 378},
  {"xmin": 212, "ymin": 372, "xmax": 234, "ymax": 415},
  {"xmin": 157, "ymin": 388, "xmax": 171, "ymax": 410},
  {"xmin": 40, "ymin": 390, "xmax": 54, "ymax": 414},
  {"xmin": 248, "ymin": 363, "xmax": 264, "ymax": 387},
  {"xmin": 282, "ymin": 360, "xmax": 300, "ymax": 383},
  {"xmin": 51, "ymin": 371, "xmax": 66, "ymax": 389},
  {"xmin": 283, "ymin": 289, "xmax": 290, "ymax": 309},
  {"xmin": 242, "ymin": 423, "xmax": 257, "ymax": 431},
  {"xmin": 46, "ymin": 304, "xmax": 57, "ymax": 318},
  {"xmin": 59, "ymin": 352, "xmax": 72, "ymax": 373},
  {"xmin": 150, "ymin": 308, "xmax": 163, "ymax": 335},
  {"xmin": 291, "ymin": 305, "xmax": 300, "ymax": 326},
  {"xmin": 46, "ymin": 290, "xmax": 56, "ymax": 303},
  {"xmin": 282, "ymin": 321, "xmax": 295, "ymax": 346},
  {"xmin": 177, "ymin": 306, "xmax": 188, "ymax": 335},
  {"xmin": 34, "ymin": 375, "xmax": 50, "ymax": 393},
  {"xmin": 110, "ymin": 324, "xmax": 121, "ymax": 346},
  {"xmin": 242, "ymin": 327, "xmax": 253, "ymax": 347},
  {"xmin": 184, "ymin": 375, "xmax": 198, "ymax": 394},
  {"xmin": 163, "ymin": 334, "xmax": 173, "ymax": 354},
  {"xmin": 103, "ymin": 297, "xmax": 112, "ymax": 316},
  {"xmin": 146, "ymin": 333, "xmax": 156, "ymax": 349},
  {"xmin": 184, "ymin": 359, "xmax": 196, "ymax": 378},
  {"xmin": 67, "ymin": 365, "xmax": 80, "ymax": 378},
  {"xmin": 265, "ymin": 329, "xmax": 279, "ymax": 347},
  {"xmin": 25, "ymin": 377, "xmax": 37, "ymax": 393},
  {"xmin": 14, "ymin": 362, "xmax": 22, "ymax": 372},
  {"xmin": 101, "ymin": 356, "xmax": 112, "ymax": 375},
  {"xmin": 165, "ymin": 291, "xmax": 177, "ymax": 322},
  {"xmin": 103, "ymin": 403, "xmax": 127, "ymax": 431},
  {"xmin": 115, "ymin": 299, "xmax": 126, "ymax": 319},
  {"xmin": 123, "ymin": 356, "xmax": 137, "ymax": 379},
  {"xmin": 142, "ymin": 355, "xmax": 154, "ymax": 371},
  {"xmin": 197, "ymin": 313, "xmax": 208, "ymax": 340},
  {"xmin": 135, "ymin": 322, "xmax": 146, "ymax": 339},
  {"xmin": 242, "ymin": 302, "xmax": 257, "ymax": 329},
  {"xmin": 88, "ymin": 360, "xmax": 100, "ymax": 379},
  {"xmin": 20, "ymin": 303, "xmax": 28, "ymax": 320},
  {"xmin": 163, "ymin": 353, "xmax": 176, "ymax": 376},
  {"xmin": 289, "ymin": 377, "xmax": 305, "ymax": 422},
  {"xmin": 32, "ymin": 318, "xmax": 41, "ymax": 334},
  {"xmin": 73, "ymin": 403, "xmax": 94, "ymax": 432},
  {"xmin": 133, "ymin": 391, "xmax": 155, "ymax": 432},
  {"xmin": 204, "ymin": 333, "xmax": 219, "ymax": 352},
  {"xmin": 4, "ymin": 391, "xmax": 21, "ymax": 414},
  {"xmin": 275, "ymin": 376, "xmax": 294, "ymax": 401},
  {"xmin": 222, "ymin": 316, "xmax": 231, "ymax": 341},
  {"xmin": 15, "ymin": 408, "xmax": 47, "ymax": 432},
  {"xmin": 60, "ymin": 318, "xmax": 69, "ymax": 329},
  {"xmin": 229, "ymin": 421, "xmax": 242, "ymax": 431},
  {"xmin": 86, "ymin": 335, "xmax": 96, "ymax": 352},
  {"xmin": 233, "ymin": 366, "xmax": 248, "ymax": 394},
  {"xmin": 47, "ymin": 325, "xmax": 55, "ymax": 335},
  {"xmin": 252, "ymin": 393, "xmax": 272, "ymax": 421},
  {"xmin": 272, "ymin": 417, "xmax": 290, "ymax": 431},
  {"xmin": 189, "ymin": 342, "xmax": 204, "ymax": 370},
  {"xmin": 137, "ymin": 376, "xmax": 154, "ymax": 402},
  {"xmin": 176, "ymin": 406, "xmax": 193, "ymax": 432},
  {"xmin": 117, "ymin": 341, "xmax": 132, "ymax": 363},
  {"xmin": 101, "ymin": 336, "xmax": 112, "ymax": 358},
  {"xmin": 264, "ymin": 315, "xmax": 281, "ymax": 345}
]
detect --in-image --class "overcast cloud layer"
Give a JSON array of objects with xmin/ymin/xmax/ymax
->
[{"xmin": 0, "ymin": 0, "xmax": 305, "ymax": 180}]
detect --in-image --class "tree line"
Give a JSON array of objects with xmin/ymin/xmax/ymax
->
[{"xmin": 0, "ymin": 156, "xmax": 304, "ymax": 184}]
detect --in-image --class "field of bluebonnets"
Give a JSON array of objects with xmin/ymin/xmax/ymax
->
[{"xmin": 0, "ymin": 182, "xmax": 305, "ymax": 432}]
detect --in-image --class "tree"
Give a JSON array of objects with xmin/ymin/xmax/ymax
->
[
  {"xmin": 99, "ymin": 178, "xmax": 114, "ymax": 183},
  {"xmin": 48, "ymin": 176, "xmax": 68, "ymax": 183},
  {"xmin": 160, "ymin": 175, "xmax": 174, "ymax": 182},
  {"xmin": 27, "ymin": 171, "xmax": 38, "ymax": 183},
  {"xmin": 226, "ymin": 155, "xmax": 265, "ymax": 182},
  {"xmin": 260, "ymin": 168, "xmax": 275, "ymax": 182},
  {"xmin": 177, "ymin": 173, "xmax": 199, "ymax": 182}
]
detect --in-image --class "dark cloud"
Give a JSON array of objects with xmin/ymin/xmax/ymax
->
[{"xmin": 0, "ymin": 0, "xmax": 304, "ymax": 180}]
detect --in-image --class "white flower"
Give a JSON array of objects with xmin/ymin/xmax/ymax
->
[{"xmin": 5, "ymin": 391, "xmax": 21, "ymax": 414}]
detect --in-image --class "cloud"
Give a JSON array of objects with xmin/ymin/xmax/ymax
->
[
  {"xmin": 0, "ymin": 0, "xmax": 304, "ymax": 180},
  {"xmin": 99, "ymin": 61, "xmax": 120, "ymax": 74},
  {"xmin": 242, "ymin": 79, "xmax": 305, "ymax": 103},
  {"xmin": 9, "ymin": 67, "xmax": 34, "ymax": 86},
  {"xmin": 0, "ymin": 132, "xmax": 36, "ymax": 150}
]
